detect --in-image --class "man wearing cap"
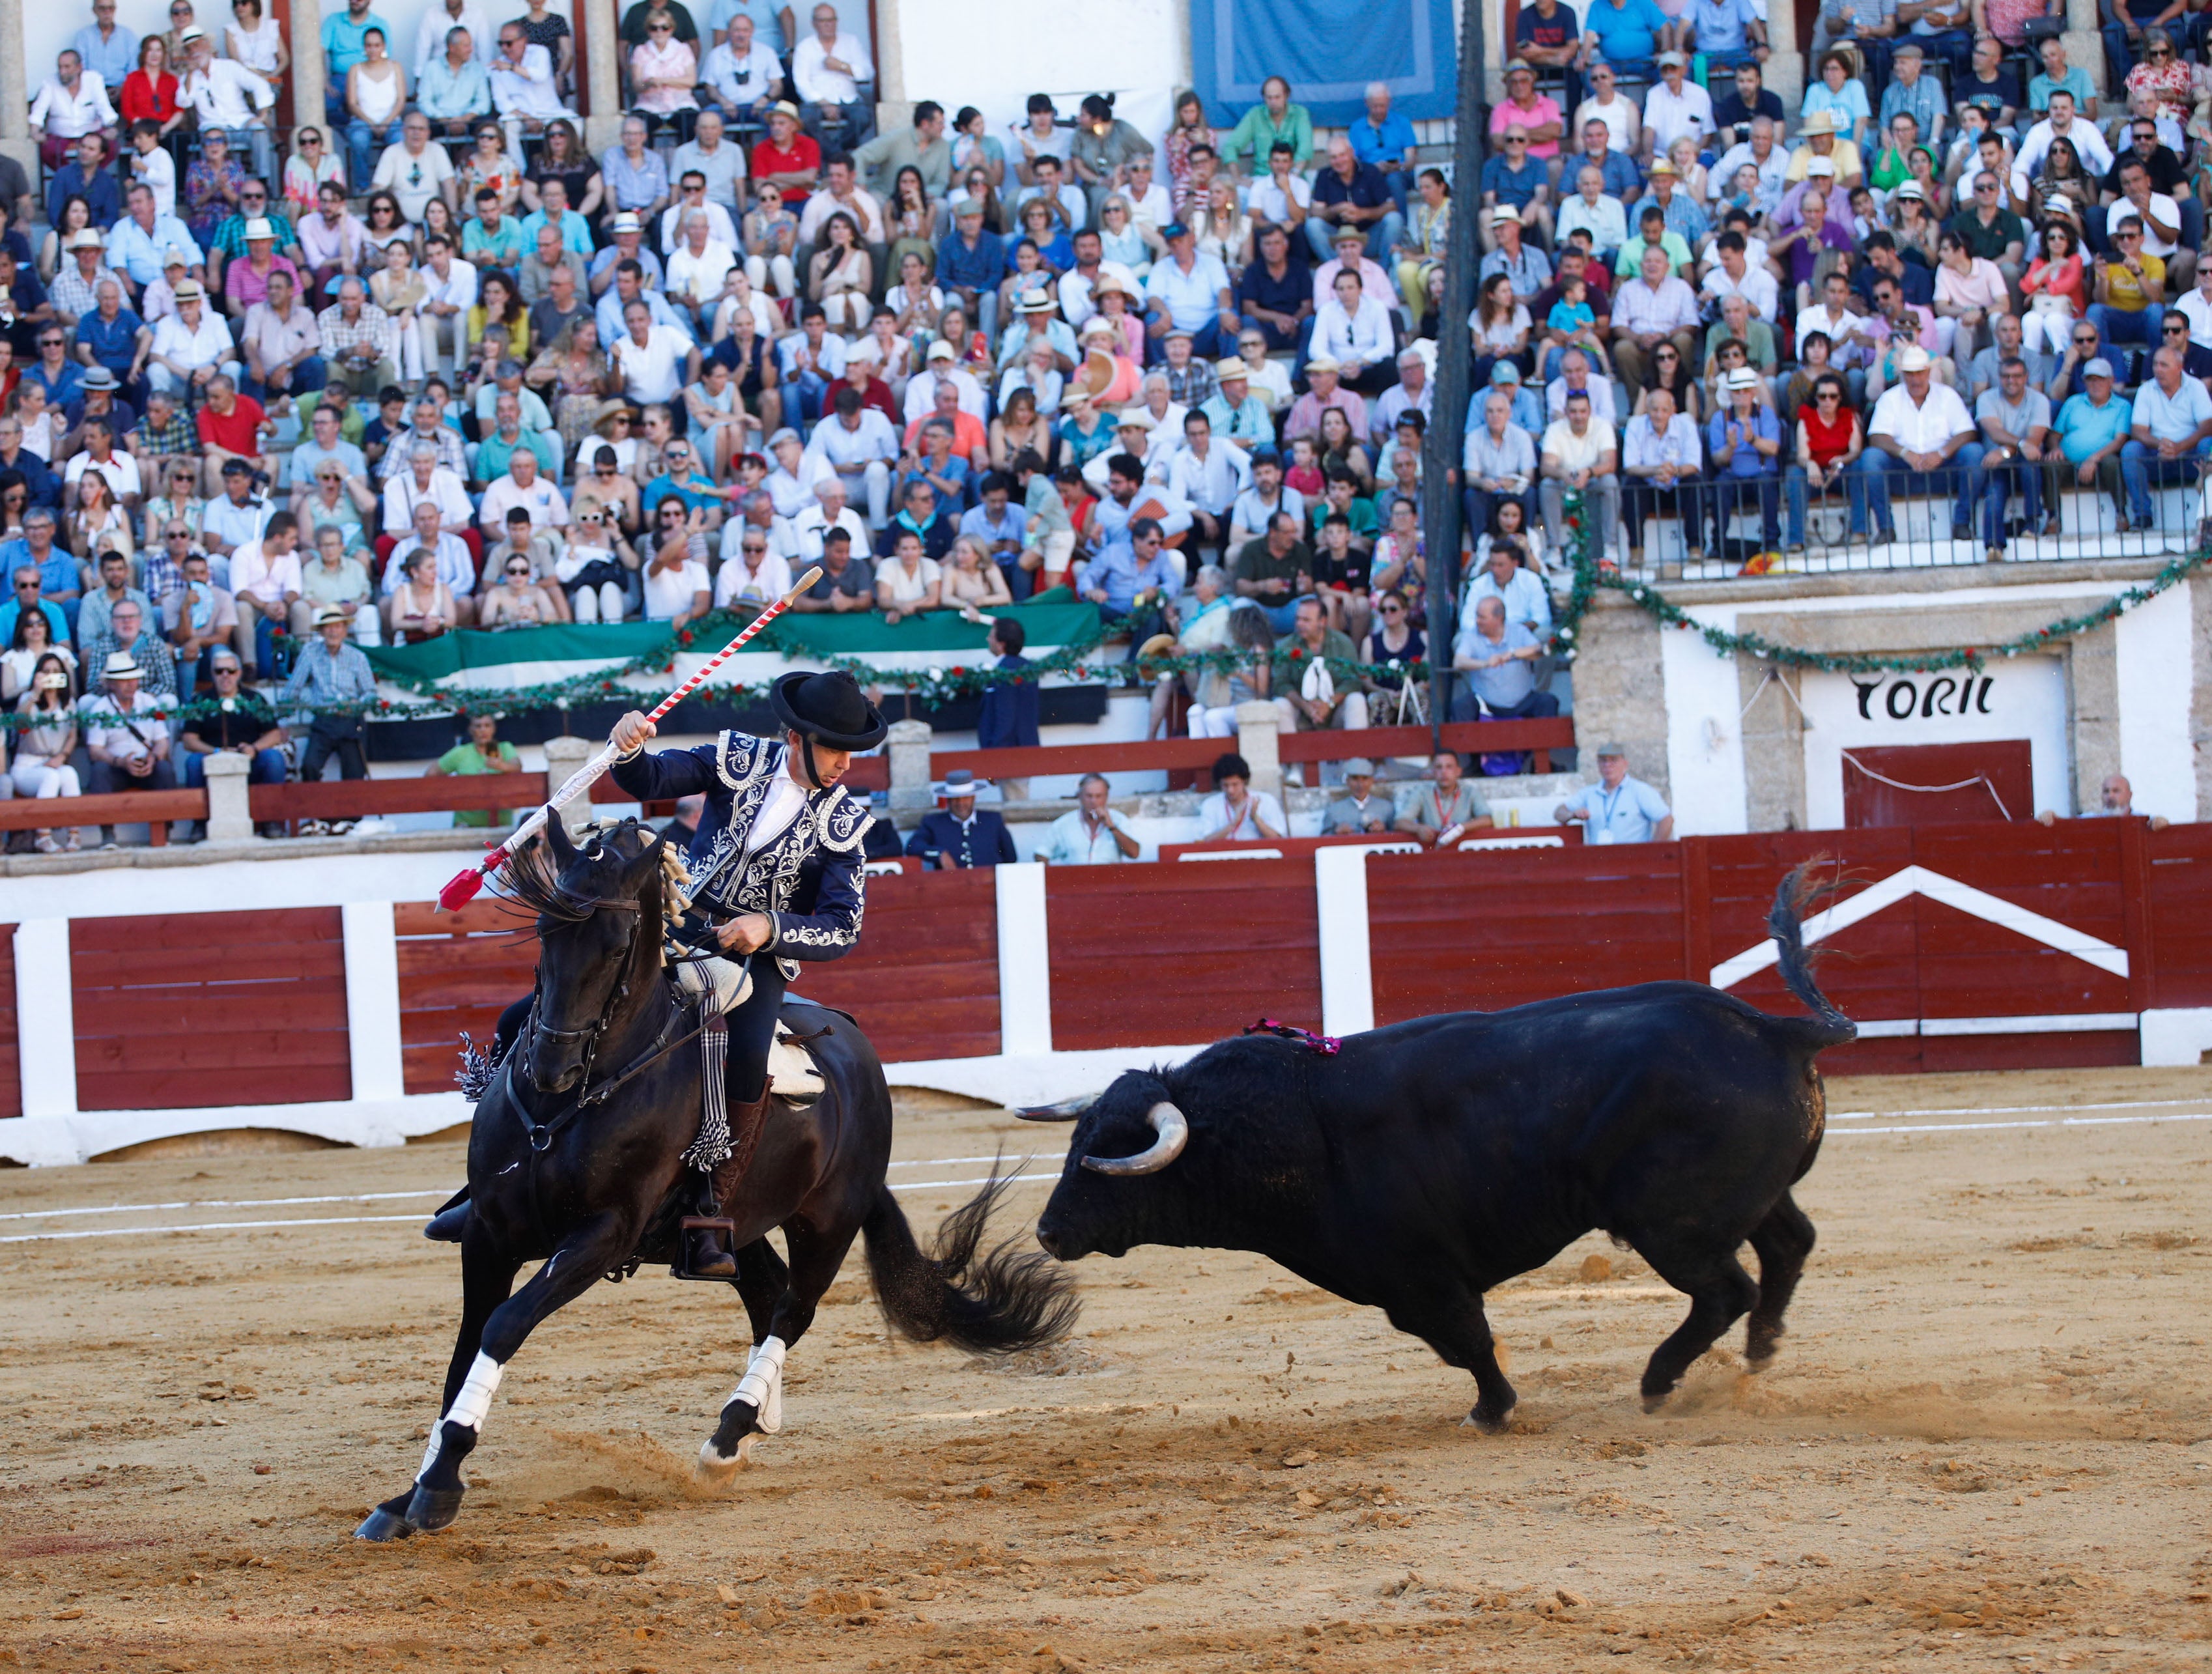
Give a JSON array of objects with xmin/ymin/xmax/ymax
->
[
  {"xmin": 1283, "ymin": 355, "xmax": 1368, "ymax": 446},
  {"xmin": 906, "ymin": 769, "xmax": 1016, "ymax": 871},
  {"xmin": 179, "ymin": 29, "xmax": 276, "ymax": 185},
  {"xmin": 1144, "ymin": 223, "xmax": 1236, "ymax": 362},
  {"xmin": 1554, "ymin": 743, "xmax": 1673, "ymax": 843},
  {"xmin": 1042, "ymin": 773, "xmax": 1140, "ymax": 863},
  {"xmin": 1200, "ymin": 357, "xmax": 1273, "ymax": 447},
  {"xmin": 1628, "ymin": 158, "xmax": 1711, "ymax": 255},
  {"xmin": 281, "ymin": 601, "xmax": 377, "ymax": 784},
  {"xmin": 79, "ymin": 648, "xmax": 177, "ymax": 844},
  {"xmin": 1858, "ymin": 343, "xmax": 1983, "ymax": 543},
  {"xmin": 1319, "ymin": 759, "xmax": 1391, "ymax": 835},
  {"xmin": 145, "ymin": 278, "xmax": 237, "ymax": 403},
  {"xmin": 1479, "ymin": 206, "xmax": 1552, "ymax": 302},
  {"xmin": 105, "ymin": 182, "xmax": 203, "ymax": 299},
  {"xmin": 1641, "ymin": 53, "xmax": 1716, "ymax": 166},
  {"xmin": 2050, "ymin": 354, "xmax": 2130, "ymax": 518},
  {"xmin": 604, "ymin": 671, "xmax": 882, "ymax": 1277},
  {"xmin": 996, "ymin": 289, "xmax": 1077, "ymax": 377},
  {"xmin": 1705, "ymin": 365, "xmax": 1782, "ymax": 551}
]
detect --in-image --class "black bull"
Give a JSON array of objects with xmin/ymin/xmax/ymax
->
[{"xmin": 1027, "ymin": 867, "xmax": 1854, "ymax": 1426}]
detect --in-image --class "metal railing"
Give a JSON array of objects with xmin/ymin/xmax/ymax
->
[{"xmin": 1611, "ymin": 458, "xmax": 2208, "ymax": 581}]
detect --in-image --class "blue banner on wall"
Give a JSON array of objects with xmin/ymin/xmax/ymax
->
[{"xmin": 1191, "ymin": 0, "xmax": 1462, "ymax": 126}]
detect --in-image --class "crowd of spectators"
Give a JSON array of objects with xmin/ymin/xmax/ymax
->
[{"xmin": 18, "ymin": 0, "xmax": 2182, "ymax": 851}]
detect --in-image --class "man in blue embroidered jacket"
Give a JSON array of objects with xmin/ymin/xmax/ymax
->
[{"xmin": 607, "ymin": 667, "xmax": 886, "ymax": 1276}]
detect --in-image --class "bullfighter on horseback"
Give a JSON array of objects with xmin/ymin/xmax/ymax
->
[{"xmin": 606, "ymin": 667, "xmax": 887, "ymax": 1279}]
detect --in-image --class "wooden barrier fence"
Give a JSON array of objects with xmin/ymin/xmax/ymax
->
[{"xmin": 10, "ymin": 816, "xmax": 2210, "ymax": 1152}]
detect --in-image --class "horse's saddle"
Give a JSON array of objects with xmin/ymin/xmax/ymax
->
[{"xmin": 764, "ymin": 1029, "xmax": 825, "ymax": 1103}]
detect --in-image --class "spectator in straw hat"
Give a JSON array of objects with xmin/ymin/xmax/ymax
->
[
  {"xmin": 1325, "ymin": 758, "xmax": 1394, "ymax": 834},
  {"xmin": 905, "ymin": 767, "xmax": 1016, "ymax": 868},
  {"xmin": 79, "ymin": 645, "xmax": 177, "ymax": 845},
  {"xmin": 281, "ymin": 603, "xmax": 376, "ymax": 782}
]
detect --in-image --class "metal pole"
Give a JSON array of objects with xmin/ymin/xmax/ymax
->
[{"xmin": 1423, "ymin": 0, "xmax": 1487, "ymax": 752}]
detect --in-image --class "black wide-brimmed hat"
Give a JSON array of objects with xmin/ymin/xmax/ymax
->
[{"xmin": 770, "ymin": 670, "xmax": 887, "ymax": 751}]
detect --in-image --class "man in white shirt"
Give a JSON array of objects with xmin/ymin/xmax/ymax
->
[
  {"xmin": 1311, "ymin": 268, "xmax": 1396, "ymax": 390},
  {"xmin": 375, "ymin": 113, "xmax": 457, "ymax": 225},
  {"xmin": 412, "ymin": 0, "xmax": 489, "ymax": 76},
  {"xmin": 788, "ymin": 477, "xmax": 871, "ymax": 560},
  {"xmin": 488, "ymin": 21, "xmax": 574, "ymax": 155},
  {"xmin": 1609, "ymin": 244, "xmax": 1702, "ymax": 399},
  {"xmin": 179, "ymin": 31, "xmax": 274, "ymax": 183},
  {"xmin": 1538, "ymin": 388, "xmax": 1622, "ymax": 558},
  {"xmin": 2177, "ymin": 262, "xmax": 2212, "ymax": 350},
  {"xmin": 2011, "ymin": 92, "xmax": 2113, "ymax": 197},
  {"xmin": 1556, "ymin": 165, "xmax": 1628, "ymax": 262},
  {"xmin": 147, "ymin": 281, "xmax": 239, "ymax": 398},
  {"xmin": 901, "ymin": 341, "xmax": 985, "ymax": 426},
  {"xmin": 1121, "ymin": 154, "xmax": 1174, "ymax": 238},
  {"xmin": 384, "ymin": 500, "xmax": 479, "ymax": 621},
  {"xmin": 1641, "ymin": 53, "xmax": 1714, "ymax": 164},
  {"xmin": 1546, "ymin": 349, "xmax": 1619, "ymax": 424},
  {"xmin": 701, "ymin": 12, "xmax": 784, "ymax": 124},
  {"xmin": 1708, "ymin": 116, "xmax": 1788, "ymax": 208},
  {"xmin": 1014, "ymin": 154, "xmax": 1086, "ymax": 231},
  {"xmin": 381, "ymin": 441, "xmax": 475, "ymax": 541},
  {"xmin": 479, "ymin": 445, "xmax": 569, "ymax": 540},
  {"xmin": 1164, "ymin": 410, "xmax": 1251, "ymax": 557},
  {"xmin": 1858, "ymin": 344, "xmax": 1982, "ymax": 544},
  {"xmin": 29, "ymin": 50, "xmax": 116, "ymax": 168},
  {"xmin": 796, "ymin": 154, "xmax": 882, "ymax": 248},
  {"xmin": 665, "ymin": 209, "xmax": 738, "ymax": 325},
  {"xmin": 1800, "ymin": 268, "xmax": 1874, "ymax": 401},
  {"xmin": 612, "ymin": 300, "xmax": 700, "ymax": 406},
  {"xmin": 418, "ymin": 233, "xmax": 479, "ymax": 373},
  {"xmin": 803, "ymin": 388, "xmax": 898, "ymax": 526},
  {"xmin": 791, "ymin": 1, "xmax": 873, "ymax": 150},
  {"xmin": 1699, "ymin": 230, "xmax": 1780, "ymax": 322}
]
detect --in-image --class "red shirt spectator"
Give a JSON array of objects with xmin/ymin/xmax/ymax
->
[
  {"xmin": 825, "ymin": 371, "xmax": 897, "ymax": 425},
  {"xmin": 197, "ymin": 390, "xmax": 268, "ymax": 457},
  {"xmin": 121, "ymin": 69, "xmax": 180, "ymax": 126},
  {"xmin": 751, "ymin": 132, "xmax": 821, "ymax": 183}
]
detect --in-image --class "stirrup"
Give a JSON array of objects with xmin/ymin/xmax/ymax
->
[{"xmin": 674, "ymin": 1215, "xmax": 739, "ymax": 1282}]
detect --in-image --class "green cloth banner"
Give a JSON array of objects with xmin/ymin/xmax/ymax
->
[{"xmin": 362, "ymin": 591, "xmax": 1099, "ymax": 684}]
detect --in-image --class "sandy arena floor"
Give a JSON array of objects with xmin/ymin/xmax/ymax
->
[{"xmin": 1, "ymin": 1066, "xmax": 2209, "ymax": 1673}]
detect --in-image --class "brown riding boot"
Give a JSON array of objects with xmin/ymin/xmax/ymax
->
[
  {"xmin": 707, "ymin": 1088, "xmax": 774, "ymax": 1212},
  {"xmin": 682, "ymin": 1174, "xmax": 738, "ymax": 1281}
]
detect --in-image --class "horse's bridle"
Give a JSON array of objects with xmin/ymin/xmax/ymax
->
[{"xmin": 524, "ymin": 892, "xmax": 646, "ymax": 1116}]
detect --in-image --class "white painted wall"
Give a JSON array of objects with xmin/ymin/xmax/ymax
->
[
  {"xmin": 2112, "ymin": 579, "xmax": 2197, "ymax": 827},
  {"xmin": 1798, "ymin": 657, "xmax": 2071, "ymax": 829},
  {"xmin": 888, "ymin": 0, "xmax": 1185, "ymax": 150},
  {"xmin": 1659, "ymin": 613, "xmax": 1750, "ymax": 836}
]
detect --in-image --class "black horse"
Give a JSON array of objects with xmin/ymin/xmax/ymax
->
[{"xmin": 356, "ymin": 816, "xmax": 1076, "ymax": 1542}]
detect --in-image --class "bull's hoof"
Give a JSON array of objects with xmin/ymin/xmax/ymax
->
[
  {"xmin": 353, "ymin": 1497, "xmax": 416, "ymax": 1542},
  {"xmin": 404, "ymin": 1483, "xmax": 466, "ymax": 1533}
]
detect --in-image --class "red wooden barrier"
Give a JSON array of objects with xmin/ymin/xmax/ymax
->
[
  {"xmin": 1045, "ymin": 859, "xmax": 1321, "ymax": 1049},
  {"xmin": 72, "ymin": 909, "xmax": 352, "ymax": 1110},
  {"xmin": 253, "ymin": 774, "xmax": 550, "ymax": 824},
  {"xmin": 395, "ymin": 898, "xmax": 538, "ymax": 1095},
  {"xmin": 929, "ymin": 718, "xmax": 1577, "ymax": 786},
  {"xmin": 795, "ymin": 866, "xmax": 1001, "ymax": 1061},
  {"xmin": 0, "ymin": 791, "xmax": 205, "ymax": 845},
  {"xmin": 2141, "ymin": 821, "xmax": 2212, "ymax": 1008}
]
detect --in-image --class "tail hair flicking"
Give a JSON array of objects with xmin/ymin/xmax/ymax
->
[
  {"xmin": 1769, "ymin": 862, "xmax": 1857, "ymax": 1046},
  {"xmin": 862, "ymin": 1159, "xmax": 1079, "ymax": 1356}
]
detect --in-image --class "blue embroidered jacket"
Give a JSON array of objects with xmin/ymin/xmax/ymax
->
[{"xmin": 610, "ymin": 731, "xmax": 872, "ymax": 979}]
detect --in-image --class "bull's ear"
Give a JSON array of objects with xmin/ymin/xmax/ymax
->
[{"xmin": 1017, "ymin": 1094, "xmax": 1093, "ymax": 1122}]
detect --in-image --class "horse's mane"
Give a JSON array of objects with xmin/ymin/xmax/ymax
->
[{"xmin": 499, "ymin": 819, "xmax": 686, "ymax": 976}]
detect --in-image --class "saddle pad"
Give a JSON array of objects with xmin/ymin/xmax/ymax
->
[{"xmin": 767, "ymin": 1032, "xmax": 826, "ymax": 1101}]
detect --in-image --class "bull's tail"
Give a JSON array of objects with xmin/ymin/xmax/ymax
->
[
  {"xmin": 862, "ymin": 1163, "xmax": 1080, "ymax": 1355},
  {"xmin": 1770, "ymin": 862, "xmax": 1857, "ymax": 1047}
]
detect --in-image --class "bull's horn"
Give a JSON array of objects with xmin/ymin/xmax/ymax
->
[
  {"xmin": 1081, "ymin": 1102, "xmax": 1189, "ymax": 1176},
  {"xmin": 1016, "ymin": 1094, "xmax": 1094, "ymax": 1122}
]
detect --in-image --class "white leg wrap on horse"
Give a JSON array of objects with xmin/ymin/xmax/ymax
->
[
  {"xmin": 731, "ymin": 1335, "xmax": 786, "ymax": 1434},
  {"xmin": 419, "ymin": 1353, "xmax": 504, "ymax": 1478}
]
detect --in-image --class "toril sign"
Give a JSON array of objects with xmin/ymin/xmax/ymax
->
[{"xmin": 1848, "ymin": 674, "xmax": 1995, "ymax": 723}]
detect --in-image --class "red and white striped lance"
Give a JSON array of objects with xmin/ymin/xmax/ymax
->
[{"xmin": 436, "ymin": 566, "xmax": 823, "ymax": 912}]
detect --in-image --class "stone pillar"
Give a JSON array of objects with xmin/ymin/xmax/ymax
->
[
  {"xmin": 2066, "ymin": 0, "xmax": 2108, "ymax": 94},
  {"xmin": 584, "ymin": 0, "xmax": 623, "ymax": 153},
  {"xmin": 886, "ymin": 718, "xmax": 933, "ymax": 814},
  {"xmin": 1233, "ymin": 700, "xmax": 1282, "ymax": 798},
  {"xmin": 541, "ymin": 735, "xmax": 600, "ymax": 834},
  {"xmin": 201, "ymin": 751, "xmax": 258, "ymax": 843},
  {"xmin": 1764, "ymin": 0, "xmax": 1804, "ymax": 109},
  {"xmin": 0, "ymin": 0, "xmax": 34, "ymax": 194},
  {"xmin": 291, "ymin": 0, "xmax": 329, "ymax": 150}
]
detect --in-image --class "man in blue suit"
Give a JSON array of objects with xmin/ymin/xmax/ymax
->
[{"xmin": 905, "ymin": 768, "xmax": 1018, "ymax": 868}]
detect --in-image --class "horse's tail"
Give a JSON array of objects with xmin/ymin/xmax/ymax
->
[{"xmin": 862, "ymin": 1163, "xmax": 1079, "ymax": 1355}]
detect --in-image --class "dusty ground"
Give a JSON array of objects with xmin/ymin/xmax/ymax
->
[{"xmin": 2, "ymin": 1066, "xmax": 2210, "ymax": 1673}]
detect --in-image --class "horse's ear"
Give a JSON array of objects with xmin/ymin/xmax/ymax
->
[{"xmin": 545, "ymin": 810, "xmax": 577, "ymax": 870}]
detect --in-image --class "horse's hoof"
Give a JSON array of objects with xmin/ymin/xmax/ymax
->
[
  {"xmin": 404, "ymin": 1484, "xmax": 466, "ymax": 1533},
  {"xmin": 1640, "ymin": 1391, "xmax": 1670, "ymax": 1415},
  {"xmin": 696, "ymin": 1438, "xmax": 742, "ymax": 1484},
  {"xmin": 353, "ymin": 1506, "xmax": 414, "ymax": 1542}
]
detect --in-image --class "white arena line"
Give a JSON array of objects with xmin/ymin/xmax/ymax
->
[
  {"xmin": 0, "ymin": 1173, "xmax": 1066, "ymax": 1244},
  {"xmin": 0, "ymin": 1189, "xmax": 450, "ymax": 1223},
  {"xmin": 1832, "ymin": 1113, "xmax": 2212, "ymax": 1137},
  {"xmin": 1831, "ymin": 1096, "xmax": 2212, "ymax": 1120}
]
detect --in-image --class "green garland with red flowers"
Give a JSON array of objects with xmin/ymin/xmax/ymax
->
[{"xmin": 1544, "ymin": 489, "xmax": 2212, "ymax": 674}]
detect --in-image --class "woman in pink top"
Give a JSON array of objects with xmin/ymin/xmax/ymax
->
[{"xmin": 629, "ymin": 10, "xmax": 699, "ymax": 142}]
